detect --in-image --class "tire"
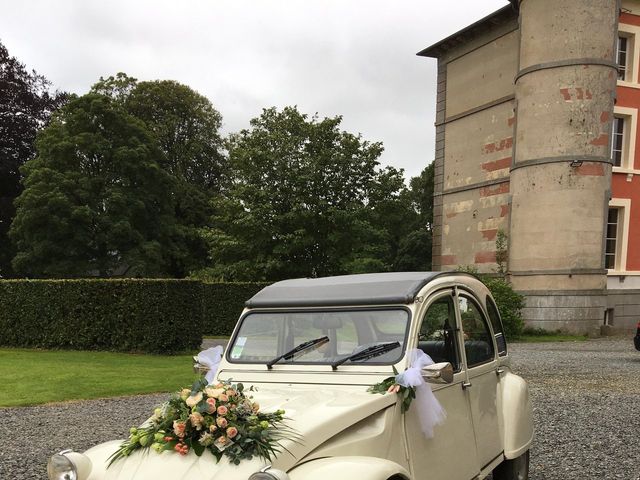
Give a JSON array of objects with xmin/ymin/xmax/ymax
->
[{"xmin": 492, "ymin": 450, "xmax": 530, "ymax": 480}]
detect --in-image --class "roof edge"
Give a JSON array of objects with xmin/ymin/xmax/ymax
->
[{"xmin": 417, "ymin": 3, "xmax": 518, "ymax": 59}]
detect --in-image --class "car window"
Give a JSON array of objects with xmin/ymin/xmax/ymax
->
[
  {"xmin": 228, "ymin": 309, "xmax": 409, "ymax": 365},
  {"xmin": 418, "ymin": 295, "xmax": 460, "ymax": 371},
  {"xmin": 486, "ymin": 296, "xmax": 507, "ymax": 356},
  {"xmin": 458, "ymin": 294, "xmax": 495, "ymax": 367}
]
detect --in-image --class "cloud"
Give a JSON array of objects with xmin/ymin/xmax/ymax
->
[{"xmin": 0, "ymin": 0, "xmax": 507, "ymax": 179}]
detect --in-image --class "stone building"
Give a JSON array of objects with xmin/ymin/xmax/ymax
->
[{"xmin": 419, "ymin": 0, "xmax": 640, "ymax": 334}]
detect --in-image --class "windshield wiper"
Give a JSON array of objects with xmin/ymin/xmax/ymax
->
[
  {"xmin": 266, "ymin": 336, "xmax": 330, "ymax": 369},
  {"xmin": 331, "ymin": 341, "xmax": 401, "ymax": 370}
]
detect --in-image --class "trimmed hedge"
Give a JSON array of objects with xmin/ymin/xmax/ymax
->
[
  {"xmin": 0, "ymin": 279, "xmax": 205, "ymax": 354},
  {"xmin": 202, "ymin": 282, "xmax": 270, "ymax": 336},
  {"xmin": 0, "ymin": 279, "xmax": 270, "ymax": 353}
]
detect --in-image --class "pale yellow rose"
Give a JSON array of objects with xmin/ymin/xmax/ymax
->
[
  {"xmin": 204, "ymin": 387, "xmax": 225, "ymax": 399},
  {"xmin": 180, "ymin": 388, "xmax": 191, "ymax": 400},
  {"xmin": 186, "ymin": 392, "xmax": 203, "ymax": 407}
]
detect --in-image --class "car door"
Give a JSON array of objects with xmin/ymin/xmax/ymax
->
[
  {"xmin": 405, "ymin": 289, "xmax": 479, "ymax": 480},
  {"xmin": 456, "ymin": 288, "xmax": 502, "ymax": 470}
]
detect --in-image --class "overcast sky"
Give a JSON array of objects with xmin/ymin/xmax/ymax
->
[{"xmin": 1, "ymin": 0, "xmax": 507, "ymax": 180}]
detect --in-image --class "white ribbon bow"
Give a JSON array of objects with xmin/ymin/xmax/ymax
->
[
  {"xmin": 395, "ymin": 348, "xmax": 447, "ymax": 438},
  {"xmin": 196, "ymin": 346, "xmax": 223, "ymax": 384}
]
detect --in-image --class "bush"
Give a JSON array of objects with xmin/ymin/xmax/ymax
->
[
  {"xmin": 202, "ymin": 282, "xmax": 270, "ymax": 336},
  {"xmin": 0, "ymin": 279, "xmax": 204, "ymax": 354},
  {"xmin": 483, "ymin": 277, "xmax": 525, "ymax": 338},
  {"xmin": 456, "ymin": 266, "xmax": 525, "ymax": 338}
]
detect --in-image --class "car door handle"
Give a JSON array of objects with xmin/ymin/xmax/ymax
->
[
  {"xmin": 496, "ymin": 368, "xmax": 505, "ymax": 376},
  {"xmin": 462, "ymin": 381, "xmax": 472, "ymax": 389}
]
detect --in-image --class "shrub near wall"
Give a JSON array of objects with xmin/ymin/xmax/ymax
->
[
  {"xmin": 202, "ymin": 282, "xmax": 270, "ymax": 336},
  {"xmin": 0, "ymin": 279, "xmax": 204, "ymax": 354}
]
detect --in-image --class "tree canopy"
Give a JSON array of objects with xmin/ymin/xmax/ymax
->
[
  {"xmin": 196, "ymin": 106, "xmax": 418, "ymax": 281},
  {"xmin": 10, "ymin": 93, "xmax": 176, "ymax": 277},
  {"xmin": 90, "ymin": 74, "xmax": 227, "ymax": 276},
  {"xmin": 0, "ymin": 40, "xmax": 67, "ymax": 277}
]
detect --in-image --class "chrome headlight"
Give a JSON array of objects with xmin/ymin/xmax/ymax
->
[
  {"xmin": 47, "ymin": 451, "xmax": 76, "ymax": 480},
  {"xmin": 47, "ymin": 450, "xmax": 92, "ymax": 480},
  {"xmin": 249, "ymin": 465, "xmax": 289, "ymax": 480}
]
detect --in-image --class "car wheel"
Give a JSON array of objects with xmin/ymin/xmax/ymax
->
[{"xmin": 492, "ymin": 450, "xmax": 529, "ymax": 480}]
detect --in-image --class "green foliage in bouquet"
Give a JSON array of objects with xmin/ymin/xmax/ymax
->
[
  {"xmin": 367, "ymin": 367, "xmax": 416, "ymax": 413},
  {"xmin": 108, "ymin": 377, "xmax": 298, "ymax": 466}
]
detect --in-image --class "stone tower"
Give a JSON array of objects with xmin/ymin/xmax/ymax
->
[{"xmin": 509, "ymin": 0, "xmax": 618, "ymax": 333}]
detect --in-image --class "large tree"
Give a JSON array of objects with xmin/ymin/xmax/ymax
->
[
  {"xmin": 91, "ymin": 74, "xmax": 226, "ymax": 276},
  {"xmin": 0, "ymin": 40, "xmax": 67, "ymax": 277},
  {"xmin": 393, "ymin": 163, "xmax": 434, "ymax": 271},
  {"xmin": 197, "ymin": 106, "xmax": 409, "ymax": 281},
  {"xmin": 10, "ymin": 93, "xmax": 176, "ymax": 277}
]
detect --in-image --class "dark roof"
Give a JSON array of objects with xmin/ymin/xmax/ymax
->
[
  {"xmin": 417, "ymin": 3, "xmax": 518, "ymax": 58},
  {"xmin": 245, "ymin": 272, "xmax": 451, "ymax": 308}
]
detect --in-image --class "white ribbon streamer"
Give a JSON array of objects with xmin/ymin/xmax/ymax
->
[
  {"xmin": 395, "ymin": 348, "xmax": 447, "ymax": 438},
  {"xmin": 196, "ymin": 346, "xmax": 223, "ymax": 384}
]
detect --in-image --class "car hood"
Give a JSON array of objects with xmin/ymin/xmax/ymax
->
[{"xmin": 85, "ymin": 383, "xmax": 396, "ymax": 479}]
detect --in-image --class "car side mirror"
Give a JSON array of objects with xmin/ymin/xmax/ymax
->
[{"xmin": 421, "ymin": 362, "xmax": 454, "ymax": 384}]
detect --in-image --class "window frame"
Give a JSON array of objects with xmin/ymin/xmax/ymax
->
[
  {"xmin": 617, "ymin": 25, "xmax": 638, "ymax": 86},
  {"xmin": 611, "ymin": 107, "xmax": 637, "ymax": 171},
  {"xmin": 456, "ymin": 291, "xmax": 496, "ymax": 368},
  {"xmin": 617, "ymin": 35, "xmax": 629, "ymax": 81},
  {"xmin": 606, "ymin": 200, "xmax": 631, "ymax": 273},
  {"xmin": 485, "ymin": 296, "xmax": 507, "ymax": 357},
  {"xmin": 417, "ymin": 290, "xmax": 462, "ymax": 372}
]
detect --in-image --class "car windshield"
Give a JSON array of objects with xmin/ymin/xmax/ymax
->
[{"xmin": 228, "ymin": 309, "xmax": 410, "ymax": 366}]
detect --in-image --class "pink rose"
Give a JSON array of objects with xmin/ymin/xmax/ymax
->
[
  {"xmin": 216, "ymin": 417, "xmax": 228, "ymax": 428},
  {"xmin": 226, "ymin": 389, "xmax": 236, "ymax": 397},
  {"xmin": 226, "ymin": 426, "xmax": 238, "ymax": 439},
  {"xmin": 189, "ymin": 412, "xmax": 204, "ymax": 430},
  {"xmin": 206, "ymin": 397, "xmax": 216, "ymax": 413},
  {"xmin": 218, "ymin": 394, "xmax": 229, "ymax": 402},
  {"xmin": 386, "ymin": 384, "xmax": 401, "ymax": 394},
  {"xmin": 173, "ymin": 420, "xmax": 187, "ymax": 438},
  {"xmin": 217, "ymin": 435, "xmax": 227, "ymax": 445},
  {"xmin": 217, "ymin": 405, "xmax": 228, "ymax": 416}
]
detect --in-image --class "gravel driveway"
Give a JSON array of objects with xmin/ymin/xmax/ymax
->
[{"xmin": 2, "ymin": 337, "xmax": 638, "ymax": 479}]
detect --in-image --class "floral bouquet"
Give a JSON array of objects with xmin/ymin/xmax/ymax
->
[{"xmin": 108, "ymin": 377, "xmax": 297, "ymax": 467}]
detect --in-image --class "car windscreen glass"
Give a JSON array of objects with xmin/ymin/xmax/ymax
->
[{"xmin": 228, "ymin": 309, "xmax": 409, "ymax": 366}]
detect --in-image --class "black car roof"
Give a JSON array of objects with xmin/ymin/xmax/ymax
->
[{"xmin": 245, "ymin": 271, "xmax": 462, "ymax": 308}]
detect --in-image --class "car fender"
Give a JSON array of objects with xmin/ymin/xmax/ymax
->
[
  {"xmin": 288, "ymin": 456, "xmax": 410, "ymax": 480},
  {"xmin": 500, "ymin": 371, "xmax": 534, "ymax": 459}
]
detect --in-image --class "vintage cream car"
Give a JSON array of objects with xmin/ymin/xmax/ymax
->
[{"xmin": 48, "ymin": 272, "xmax": 533, "ymax": 480}]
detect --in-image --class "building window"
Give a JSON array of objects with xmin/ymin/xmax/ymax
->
[
  {"xmin": 605, "ymin": 208, "xmax": 619, "ymax": 270},
  {"xmin": 611, "ymin": 116, "xmax": 625, "ymax": 167},
  {"xmin": 618, "ymin": 36, "xmax": 629, "ymax": 80}
]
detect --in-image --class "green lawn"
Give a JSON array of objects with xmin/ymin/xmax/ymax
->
[{"xmin": 0, "ymin": 348, "xmax": 197, "ymax": 407}]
